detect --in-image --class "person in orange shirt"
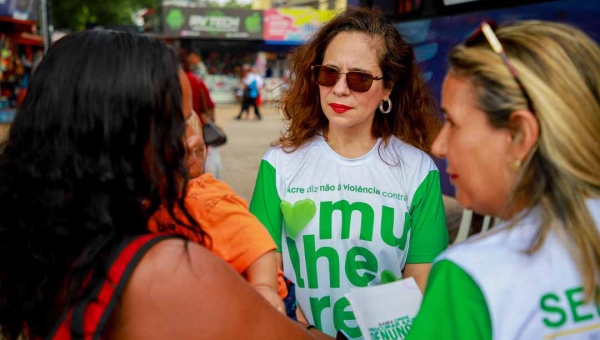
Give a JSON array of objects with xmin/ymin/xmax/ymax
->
[{"xmin": 148, "ymin": 71, "xmax": 295, "ymax": 318}]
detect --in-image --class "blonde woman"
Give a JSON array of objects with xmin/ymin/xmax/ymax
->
[{"xmin": 407, "ymin": 21, "xmax": 600, "ymax": 339}]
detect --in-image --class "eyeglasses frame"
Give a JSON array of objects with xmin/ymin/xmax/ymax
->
[{"xmin": 310, "ymin": 65, "xmax": 384, "ymax": 93}]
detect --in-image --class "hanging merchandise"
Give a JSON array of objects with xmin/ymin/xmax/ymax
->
[{"xmin": 0, "ymin": 14, "xmax": 44, "ymax": 124}]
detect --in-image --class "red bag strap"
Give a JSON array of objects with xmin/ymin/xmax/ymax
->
[{"xmin": 47, "ymin": 234, "xmax": 172, "ymax": 340}]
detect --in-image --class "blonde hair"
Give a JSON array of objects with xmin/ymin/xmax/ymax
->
[{"xmin": 448, "ymin": 21, "xmax": 600, "ymax": 300}]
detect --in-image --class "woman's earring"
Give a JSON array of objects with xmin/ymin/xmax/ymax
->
[
  {"xmin": 379, "ymin": 98, "xmax": 392, "ymax": 114},
  {"xmin": 509, "ymin": 159, "xmax": 522, "ymax": 172}
]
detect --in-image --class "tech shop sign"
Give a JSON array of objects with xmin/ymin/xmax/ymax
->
[{"xmin": 162, "ymin": 6, "xmax": 263, "ymax": 40}]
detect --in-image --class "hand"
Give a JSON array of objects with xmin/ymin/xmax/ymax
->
[
  {"xmin": 254, "ymin": 285, "xmax": 286, "ymax": 315},
  {"xmin": 296, "ymin": 305, "xmax": 309, "ymax": 324}
]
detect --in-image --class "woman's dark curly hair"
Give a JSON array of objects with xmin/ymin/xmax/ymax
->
[
  {"xmin": 278, "ymin": 7, "xmax": 441, "ymax": 152},
  {"xmin": 0, "ymin": 30, "xmax": 206, "ymax": 339}
]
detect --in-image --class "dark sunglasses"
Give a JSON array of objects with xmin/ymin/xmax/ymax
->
[
  {"xmin": 465, "ymin": 21, "xmax": 535, "ymax": 113},
  {"xmin": 311, "ymin": 65, "xmax": 383, "ymax": 92}
]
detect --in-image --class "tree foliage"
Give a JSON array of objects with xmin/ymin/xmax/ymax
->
[{"xmin": 51, "ymin": 0, "xmax": 158, "ymax": 31}]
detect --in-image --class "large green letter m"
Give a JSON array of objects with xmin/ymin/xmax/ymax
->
[{"xmin": 319, "ymin": 200, "xmax": 374, "ymax": 241}]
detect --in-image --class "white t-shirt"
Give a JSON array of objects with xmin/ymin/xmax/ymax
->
[
  {"xmin": 408, "ymin": 198, "xmax": 600, "ymax": 340},
  {"xmin": 250, "ymin": 135, "xmax": 448, "ymax": 338},
  {"xmin": 244, "ymin": 72, "xmax": 264, "ymax": 88}
]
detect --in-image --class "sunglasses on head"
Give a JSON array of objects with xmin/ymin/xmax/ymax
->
[
  {"xmin": 464, "ymin": 21, "xmax": 535, "ymax": 114},
  {"xmin": 311, "ymin": 65, "xmax": 383, "ymax": 92}
]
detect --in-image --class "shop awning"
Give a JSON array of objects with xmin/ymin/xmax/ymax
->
[{"xmin": 15, "ymin": 32, "xmax": 43, "ymax": 46}]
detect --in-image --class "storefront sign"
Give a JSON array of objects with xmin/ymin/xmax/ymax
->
[
  {"xmin": 162, "ymin": 6, "xmax": 263, "ymax": 40},
  {"xmin": 263, "ymin": 8, "xmax": 337, "ymax": 43}
]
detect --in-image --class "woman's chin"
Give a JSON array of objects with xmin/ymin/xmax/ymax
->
[
  {"xmin": 455, "ymin": 193, "xmax": 500, "ymax": 219},
  {"xmin": 189, "ymin": 168, "xmax": 203, "ymax": 179},
  {"xmin": 455, "ymin": 191, "xmax": 472, "ymax": 211},
  {"xmin": 186, "ymin": 159, "xmax": 204, "ymax": 179}
]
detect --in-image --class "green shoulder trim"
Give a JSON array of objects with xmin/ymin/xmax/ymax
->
[
  {"xmin": 249, "ymin": 160, "xmax": 283, "ymax": 251},
  {"xmin": 407, "ymin": 259, "xmax": 492, "ymax": 340},
  {"xmin": 406, "ymin": 170, "xmax": 448, "ymax": 263}
]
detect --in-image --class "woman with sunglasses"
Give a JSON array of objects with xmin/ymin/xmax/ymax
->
[
  {"xmin": 407, "ymin": 20, "xmax": 600, "ymax": 340},
  {"xmin": 249, "ymin": 7, "xmax": 448, "ymax": 338},
  {"xmin": 0, "ymin": 30, "xmax": 333, "ymax": 340}
]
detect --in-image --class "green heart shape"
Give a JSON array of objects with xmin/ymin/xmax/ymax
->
[
  {"xmin": 280, "ymin": 199, "xmax": 316, "ymax": 240},
  {"xmin": 381, "ymin": 270, "xmax": 402, "ymax": 284}
]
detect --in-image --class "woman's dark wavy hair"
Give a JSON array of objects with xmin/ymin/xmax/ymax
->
[
  {"xmin": 0, "ymin": 30, "xmax": 206, "ymax": 339},
  {"xmin": 277, "ymin": 7, "xmax": 441, "ymax": 153}
]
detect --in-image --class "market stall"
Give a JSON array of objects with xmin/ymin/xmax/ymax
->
[{"xmin": 0, "ymin": 1, "xmax": 43, "ymax": 125}]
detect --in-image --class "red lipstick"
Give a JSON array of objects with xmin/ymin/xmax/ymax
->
[{"xmin": 329, "ymin": 103, "xmax": 352, "ymax": 113}]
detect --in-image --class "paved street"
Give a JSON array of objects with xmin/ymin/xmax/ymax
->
[
  {"xmin": 216, "ymin": 102, "xmax": 285, "ymax": 201},
  {"xmin": 0, "ymin": 124, "xmax": 8, "ymax": 142}
]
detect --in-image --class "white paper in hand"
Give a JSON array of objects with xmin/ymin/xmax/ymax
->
[{"xmin": 345, "ymin": 277, "xmax": 423, "ymax": 340}]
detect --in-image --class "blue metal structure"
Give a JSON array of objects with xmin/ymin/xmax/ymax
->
[{"xmin": 393, "ymin": 0, "xmax": 600, "ymax": 195}]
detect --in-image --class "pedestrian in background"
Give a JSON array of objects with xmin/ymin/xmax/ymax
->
[
  {"xmin": 181, "ymin": 49, "xmax": 222, "ymax": 179},
  {"xmin": 236, "ymin": 64, "xmax": 263, "ymax": 120},
  {"xmin": 188, "ymin": 49, "xmax": 208, "ymax": 80}
]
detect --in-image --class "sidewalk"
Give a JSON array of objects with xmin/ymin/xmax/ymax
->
[
  {"xmin": 0, "ymin": 124, "xmax": 9, "ymax": 141},
  {"xmin": 215, "ymin": 102, "xmax": 285, "ymax": 201}
]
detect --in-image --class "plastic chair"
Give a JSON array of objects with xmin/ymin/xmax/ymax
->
[
  {"xmin": 453, "ymin": 209, "xmax": 473, "ymax": 244},
  {"xmin": 453, "ymin": 209, "xmax": 500, "ymax": 244}
]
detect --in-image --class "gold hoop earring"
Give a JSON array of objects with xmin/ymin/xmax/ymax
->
[
  {"xmin": 379, "ymin": 98, "xmax": 392, "ymax": 114},
  {"xmin": 510, "ymin": 159, "xmax": 522, "ymax": 172}
]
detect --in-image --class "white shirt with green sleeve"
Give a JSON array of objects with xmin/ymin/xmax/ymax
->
[
  {"xmin": 250, "ymin": 135, "xmax": 448, "ymax": 339},
  {"xmin": 407, "ymin": 199, "xmax": 600, "ymax": 340}
]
